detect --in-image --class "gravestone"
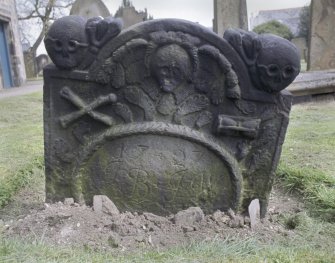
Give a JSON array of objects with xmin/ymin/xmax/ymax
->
[
  {"xmin": 291, "ymin": 37, "xmax": 307, "ymax": 62},
  {"xmin": 43, "ymin": 16, "xmax": 300, "ymax": 217},
  {"xmin": 213, "ymin": 0, "xmax": 248, "ymax": 36},
  {"xmin": 308, "ymin": 0, "xmax": 335, "ymax": 70},
  {"xmin": 70, "ymin": 0, "xmax": 110, "ymax": 18},
  {"xmin": 36, "ymin": 54, "xmax": 49, "ymax": 74}
]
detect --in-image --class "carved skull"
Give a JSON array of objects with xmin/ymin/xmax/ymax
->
[
  {"xmin": 45, "ymin": 16, "xmax": 88, "ymax": 69},
  {"xmin": 151, "ymin": 44, "xmax": 192, "ymax": 93},
  {"xmin": 256, "ymin": 34, "xmax": 300, "ymax": 93}
]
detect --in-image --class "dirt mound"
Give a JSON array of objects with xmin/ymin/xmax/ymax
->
[{"xmin": 1, "ymin": 188, "xmax": 303, "ymax": 253}]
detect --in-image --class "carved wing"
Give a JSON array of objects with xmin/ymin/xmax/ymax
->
[
  {"xmin": 196, "ymin": 45, "xmax": 240, "ymax": 104},
  {"xmin": 95, "ymin": 39, "xmax": 149, "ymax": 87}
]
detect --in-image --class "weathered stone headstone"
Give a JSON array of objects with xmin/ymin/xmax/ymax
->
[
  {"xmin": 70, "ymin": 0, "xmax": 110, "ymax": 18},
  {"xmin": 213, "ymin": 0, "xmax": 248, "ymax": 36},
  {"xmin": 308, "ymin": 0, "xmax": 335, "ymax": 70},
  {"xmin": 43, "ymin": 16, "xmax": 300, "ymax": 217}
]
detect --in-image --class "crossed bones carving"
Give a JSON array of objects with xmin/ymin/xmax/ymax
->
[{"xmin": 59, "ymin": 86, "xmax": 117, "ymax": 128}]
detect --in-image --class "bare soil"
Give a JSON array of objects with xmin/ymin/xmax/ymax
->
[{"xmin": 0, "ymin": 185, "xmax": 304, "ymax": 253}]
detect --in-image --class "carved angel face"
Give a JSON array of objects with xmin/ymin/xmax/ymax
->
[
  {"xmin": 256, "ymin": 35, "xmax": 300, "ymax": 93},
  {"xmin": 45, "ymin": 16, "xmax": 88, "ymax": 69},
  {"xmin": 151, "ymin": 44, "xmax": 192, "ymax": 93}
]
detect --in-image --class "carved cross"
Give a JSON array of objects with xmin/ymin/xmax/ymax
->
[{"xmin": 59, "ymin": 86, "xmax": 117, "ymax": 128}]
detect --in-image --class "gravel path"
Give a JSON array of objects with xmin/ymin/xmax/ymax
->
[{"xmin": 0, "ymin": 80, "xmax": 43, "ymax": 100}]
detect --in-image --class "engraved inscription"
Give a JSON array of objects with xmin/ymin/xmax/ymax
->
[{"xmin": 81, "ymin": 135, "xmax": 235, "ymax": 215}]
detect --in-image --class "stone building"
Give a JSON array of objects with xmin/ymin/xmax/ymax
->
[
  {"xmin": 114, "ymin": 1, "xmax": 151, "ymax": 29},
  {"xmin": 70, "ymin": 0, "xmax": 152, "ymax": 30},
  {"xmin": 0, "ymin": 0, "xmax": 26, "ymax": 89},
  {"xmin": 70, "ymin": 0, "xmax": 110, "ymax": 19},
  {"xmin": 249, "ymin": 7, "xmax": 303, "ymax": 36}
]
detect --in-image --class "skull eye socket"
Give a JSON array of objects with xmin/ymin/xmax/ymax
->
[
  {"xmin": 283, "ymin": 66, "xmax": 295, "ymax": 78},
  {"xmin": 68, "ymin": 40, "xmax": 78, "ymax": 52},
  {"xmin": 172, "ymin": 66, "xmax": 182, "ymax": 77},
  {"xmin": 267, "ymin": 64, "xmax": 279, "ymax": 75},
  {"xmin": 54, "ymin": 40, "xmax": 63, "ymax": 51}
]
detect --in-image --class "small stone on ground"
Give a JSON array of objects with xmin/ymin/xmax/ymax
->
[
  {"xmin": 173, "ymin": 207, "xmax": 205, "ymax": 226},
  {"xmin": 93, "ymin": 195, "xmax": 120, "ymax": 216}
]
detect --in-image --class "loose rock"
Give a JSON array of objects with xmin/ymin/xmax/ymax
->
[
  {"xmin": 93, "ymin": 195, "xmax": 120, "ymax": 216},
  {"xmin": 143, "ymin": 212, "xmax": 170, "ymax": 227},
  {"xmin": 228, "ymin": 216, "xmax": 244, "ymax": 228},
  {"xmin": 64, "ymin": 198, "xmax": 74, "ymax": 206},
  {"xmin": 173, "ymin": 207, "xmax": 204, "ymax": 226},
  {"xmin": 212, "ymin": 210, "xmax": 230, "ymax": 224}
]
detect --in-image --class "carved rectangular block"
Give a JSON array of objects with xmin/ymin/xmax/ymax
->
[
  {"xmin": 43, "ymin": 16, "xmax": 299, "ymax": 217},
  {"xmin": 216, "ymin": 115, "xmax": 261, "ymax": 138}
]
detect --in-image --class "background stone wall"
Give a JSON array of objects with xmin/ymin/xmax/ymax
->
[
  {"xmin": 308, "ymin": 0, "xmax": 335, "ymax": 70},
  {"xmin": 249, "ymin": 7, "xmax": 302, "ymax": 36}
]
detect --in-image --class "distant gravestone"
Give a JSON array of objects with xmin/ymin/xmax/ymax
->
[
  {"xmin": 292, "ymin": 37, "xmax": 307, "ymax": 62},
  {"xmin": 23, "ymin": 52, "xmax": 37, "ymax": 78},
  {"xmin": 213, "ymin": 0, "xmax": 248, "ymax": 36},
  {"xmin": 70, "ymin": 0, "xmax": 110, "ymax": 18},
  {"xmin": 308, "ymin": 0, "xmax": 335, "ymax": 70},
  {"xmin": 36, "ymin": 54, "xmax": 49, "ymax": 74},
  {"xmin": 43, "ymin": 16, "xmax": 300, "ymax": 217}
]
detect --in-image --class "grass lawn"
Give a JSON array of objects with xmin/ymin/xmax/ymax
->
[
  {"xmin": 280, "ymin": 103, "xmax": 335, "ymax": 177},
  {"xmin": 0, "ymin": 93, "xmax": 44, "ymax": 207},
  {"xmin": 278, "ymin": 102, "xmax": 335, "ymax": 221},
  {"xmin": 0, "ymin": 92, "xmax": 334, "ymax": 262}
]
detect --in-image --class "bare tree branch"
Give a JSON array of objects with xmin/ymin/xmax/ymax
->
[
  {"xmin": 19, "ymin": 14, "xmax": 40, "ymax": 20},
  {"xmin": 16, "ymin": 0, "xmax": 74, "ymax": 76}
]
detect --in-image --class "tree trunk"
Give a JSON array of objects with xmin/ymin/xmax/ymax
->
[{"xmin": 23, "ymin": 49, "xmax": 38, "ymax": 78}]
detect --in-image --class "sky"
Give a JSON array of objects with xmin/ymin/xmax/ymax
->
[
  {"xmin": 104, "ymin": 0, "xmax": 311, "ymax": 28},
  {"xmin": 37, "ymin": 0, "xmax": 311, "ymax": 54}
]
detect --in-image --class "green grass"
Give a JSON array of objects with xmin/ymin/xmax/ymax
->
[
  {"xmin": 280, "ymin": 103, "xmax": 335, "ymax": 176},
  {"xmin": 277, "ymin": 102, "xmax": 335, "ymax": 221},
  {"xmin": 0, "ymin": 231, "xmax": 334, "ymax": 263},
  {"xmin": 0, "ymin": 237, "xmax": 257, "ymax": 263},
  {"xmin": 0, "ymin": 92, "xmax": 44, "ymax": 207}
]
